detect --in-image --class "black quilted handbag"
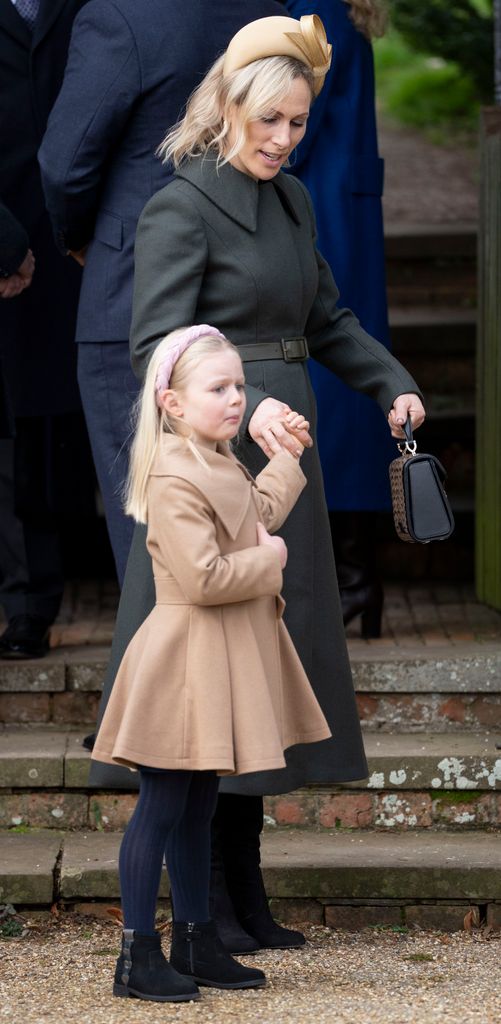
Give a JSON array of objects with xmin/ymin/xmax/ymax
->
[{"xmin": 388, "ymin": 418, "xmax": 455, "ymax": 544}]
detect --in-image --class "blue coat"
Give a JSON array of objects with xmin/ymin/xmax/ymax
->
[
  {"xmin": 285, "ymin": 0, "xmax": 394, "ymax": 510},
  {"xmin": 39, "ymin": 0, "xmax": 285, "ymax": 346}
]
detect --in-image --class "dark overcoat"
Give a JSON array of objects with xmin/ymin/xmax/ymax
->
[
  {"xmin": 285, "ymin": 0, "xmax": 394, "ymax": 510},
  {"xmin": 90, "ymin": 159, "xmax": 421, "ymax": 795},
  {"xmin": 0, "ymin": 0, "xmax": 85, "ymax": 417}
]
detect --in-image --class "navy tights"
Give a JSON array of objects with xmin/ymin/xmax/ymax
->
[{"xmin": 119, "ymin": 768, "xmax": 219, "ymax": 934}]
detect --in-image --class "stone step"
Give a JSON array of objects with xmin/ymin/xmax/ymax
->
[
  {"xmin": 0, "ymin": 730, "xmax": 499, "ymax": 833},
  {"xmin": 0, "ymin": 646, "xmax": 107, "ymax": 727},
  {"xmin": 385, "ymin": 224, "xmax": 477, "ymax": 308},
  {"xmin": 384, "ymin": 223, "xmax": 477, "ymax": 260},
  {"xmin": 350, "ymin": 642, "xmax": 501, "ymax": 732},
  {"xmin": 1, "ymin": 828, "xmax": 499, "ymax": 931},
  {"xmin": 389, "ymin": 307, "xmax": 476, "ymax": 355},
  {"xmin": 2, "ymin": 643, "xmax": 500, "ymax": 731}
]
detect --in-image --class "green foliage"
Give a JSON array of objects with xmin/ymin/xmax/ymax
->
[
  {"xmin": 0, "ymin": 918, "xmax": 25, "ymax": 938},
  {"xmin": 374, "ymin": 29, "xmax": 481, "ymax": 137},
  {"xmin": 388, "ymin": 0, "xmax": 494, "ymax": 101},
  {"xmin": 384, "ymin": 63, "xmax": 480, "ymax": 129}
]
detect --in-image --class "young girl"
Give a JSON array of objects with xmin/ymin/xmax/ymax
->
[{"xmin": 92, "ymin": 324, "xmax": 331, "ymax": 1003}]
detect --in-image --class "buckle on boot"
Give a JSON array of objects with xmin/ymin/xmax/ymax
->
[{"xmin": 121, "ymin": 928, "xmax": 134, "ymax": 985}]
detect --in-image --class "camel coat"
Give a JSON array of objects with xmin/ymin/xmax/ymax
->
[{"xmin": 92, "ymin": 437, "xmax": 331, "ymax": 774}]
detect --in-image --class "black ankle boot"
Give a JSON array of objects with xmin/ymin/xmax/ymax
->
[
  {"xmin": 329, "ymin": 510, "xmax": 384, "ymax": 638},
  {"xmin": 229, "ymin": 873, "xmax": 305, "ymax": 950},
  {"xmin": 170, "ymin": 920, "xmax": 266, "ymax": 990},
  {"xmin": 113, "ymin": 929, "xmax": 200, "ymax": 1002}
]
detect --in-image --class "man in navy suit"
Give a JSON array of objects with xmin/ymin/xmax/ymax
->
[
  {"xmin": 0, "ymin": 0, "xmax": 86, "ymax": 659},
  {"xmin": 40, "ymin": 0, "xmax": 284, "ymax": 586}
]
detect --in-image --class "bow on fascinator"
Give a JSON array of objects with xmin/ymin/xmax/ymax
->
[
  {"xmin": 155, "ymin": 324, "xmax": 226, "ymax": 403},
  {"xmin": 285, "ymin": 15, "xmax": 332, "ymax": 91}
]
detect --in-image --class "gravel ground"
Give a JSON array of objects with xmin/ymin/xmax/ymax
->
[{"xmin": 2, "ymin": 916, "xmax": 500, "ymax": 1024}]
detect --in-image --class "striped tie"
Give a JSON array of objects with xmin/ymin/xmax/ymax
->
[{"xmin": 12, "ymin": 0, "xmax": 40, "ymax": 30}]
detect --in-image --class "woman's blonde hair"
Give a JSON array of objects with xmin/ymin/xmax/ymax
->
[
  {"xmin": 344, "ymin": 0, "xmax": 388, "ymax": 40},
  {"xmin": 158, "ymin": 54, "xmax": 315, "ymax": 169},
  {"xmin": 125, "ymin": 329, "xmax": 240, "ymax": 523}
]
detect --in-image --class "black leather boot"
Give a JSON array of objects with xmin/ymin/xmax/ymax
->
[
  {"xmin": 209, "ymin": 864, "xmax": 261, "ymax": 954},
  {"xmin": 227, "ymin": 870, "xmax": 306, "ymax": 949},
  {"xmin": 113, "ymin": 929, "xmax": 200, "ymax": 1002},
  {"xmin": 329, "ymin": 510, "xmax": 383, "ymax": 638},
  {"xmin": 170, "ymin": 920, "xmax": 266, "ymax": 990},
  {"xmin": 217, "ymin": 794, "xmax": 306, "ymax": 950},
  {"xmin": 210, "ymin": 818, "xmax": 260, "ymax": 954}
]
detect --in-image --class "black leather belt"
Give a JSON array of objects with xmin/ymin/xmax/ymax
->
[{"xmin": 238, "ymin": 337, "xmax": 309, "ymax": 363}]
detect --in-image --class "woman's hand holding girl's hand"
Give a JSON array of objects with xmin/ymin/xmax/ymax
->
[
  {"xmin": 388, "ymin": 394, "xmax": 426, "ymax": 438},
  {"xmin": 249, "ymin": 398, "xmax": 312, "ymax": 459},
  {"xmin": 257, "ymin": 522, "xmax": 288, "ymax": 569}
]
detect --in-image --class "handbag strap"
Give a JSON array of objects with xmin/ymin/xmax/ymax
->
[
  {"xmin": 404, "ymin": 416, "xmax": 414, "ymax": 445},
  {"xmin": 397, "ymin": 415, "xmax": 417, "ymax": 456}
]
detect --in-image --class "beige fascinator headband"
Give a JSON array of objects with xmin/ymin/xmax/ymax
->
[{"xmin": 223, "ymin": 15, "xmax": 332, "ymax": 97}]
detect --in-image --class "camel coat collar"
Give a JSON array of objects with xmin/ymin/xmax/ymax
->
[
  {"xmin": 151, "ymin": 436, "xmax": 254, "ymax": 541},
  {"xmin": 176, "ymin": 158, "xmax": 301, "ymax": 233}
]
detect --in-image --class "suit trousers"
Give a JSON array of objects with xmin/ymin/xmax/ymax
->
[
  {"xmin": 0, "ymin": 423, "xmax": 64, "ymax": 623},
  {"xmin": 77, "ymin": 342, "xmax": 140, "ymax": 586}
]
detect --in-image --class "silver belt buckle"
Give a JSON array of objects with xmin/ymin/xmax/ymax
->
[{"xmin": 280, "ymin": 337, "xmax": 308, "ymax": 362}]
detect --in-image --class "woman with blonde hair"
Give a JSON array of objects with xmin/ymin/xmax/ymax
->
[{"xmin": 91, "ymin": 12, "xmax": 424, "ymax": 956}]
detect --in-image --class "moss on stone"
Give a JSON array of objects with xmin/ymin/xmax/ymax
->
[{"xmin": 432, "ymin": 790, "xmax": 480, "ymax": 804}]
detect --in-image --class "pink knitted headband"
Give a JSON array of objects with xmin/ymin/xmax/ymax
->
[{"xmin": 155, "ymin": 324, "xmax": 227, "ymax": 401}]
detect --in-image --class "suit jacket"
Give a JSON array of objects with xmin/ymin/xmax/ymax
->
[
  {"xmin": 38, "ymin": 0, "xmax": 285, "ymax": 344},
  {"xmin": 0, "ymin": 0, "xmax": 85, "ymax": 415},
  {"xmin": 0, "ymin": 201, "xmax": 28, "ymax": 277}
]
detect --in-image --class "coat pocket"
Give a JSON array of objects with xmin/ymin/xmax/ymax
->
[
  {"xmin": 93, "ymin": 210, "xmax": 123, "ymax": 251},
  {"xmin": 350, "ymin": 156, "xmax": 384, "ymax": 196}
]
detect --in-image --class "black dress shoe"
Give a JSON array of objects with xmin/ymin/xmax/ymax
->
[{"xmin": 0, "ymin": 614, "xmax": 51, "ymax": 660}]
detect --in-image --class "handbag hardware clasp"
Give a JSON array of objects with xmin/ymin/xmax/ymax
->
[{"xmin": 397, "ymin": 440, "xmax": 417, "ymax": 456}]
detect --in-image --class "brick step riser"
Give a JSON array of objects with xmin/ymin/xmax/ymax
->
[
  {"xmin": 357, "ymin": 693, "xmax": 501, "ymax": 732},
  {"xmin": 1, "ymin": 788, "xmax": 499, "ymax": 832},
  {"xmin": 54, "ymin": 898, "xmax": 501, "ymax": 934},
  {"xmin": 2, "ymin": 692, "xmax": 499, "ymax": 730}
]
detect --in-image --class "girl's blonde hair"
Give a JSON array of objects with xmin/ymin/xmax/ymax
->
[
  {"xmin": 125, "ymin": 329, "xmax": 240, "ymax": 523},
  {"xmin": 158, "ymin": 54, "xmax": 315, "ymax": 169},
  {"xmin": 344, "ymin": 0, "xmax": 388, "ymax": 40}
]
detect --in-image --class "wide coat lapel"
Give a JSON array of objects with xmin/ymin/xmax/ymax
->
[
  {"xmin": 151, "ymin": 438, "xmax": 252, "ymax": 542},
  {"xmin": 176, "ymin": 159, "xmax": 260, "ymax": 233},
  {"xmin": 176, "ymin": 158, "xmax": 303, "ymax": 232}
]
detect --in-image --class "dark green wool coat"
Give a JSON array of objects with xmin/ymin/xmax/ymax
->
[{"xmin": 90, "ymin": 159, "xmax": 421, "ymax": 794}]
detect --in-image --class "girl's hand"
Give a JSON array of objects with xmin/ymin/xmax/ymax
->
[
  {"xmin": 256, "ymin": 521, "xmax": 288, "ymax": 569},
  {"xmin": 249, "ymin": 398, "xmax": 313, "ymax": 459},
  {"xmin": 282, "ymin": 410, "xmax": 310, "ymax": 459},
  {"xmin": 388, "ymin": 394, "xmax": 426, "ymax": 438}
]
